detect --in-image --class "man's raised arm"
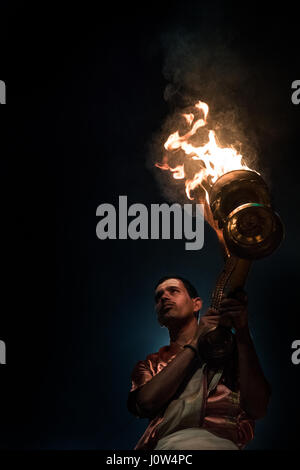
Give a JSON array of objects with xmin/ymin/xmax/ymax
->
[{"xmin": 219, "ymin": 295, "xmax": 271, "ymax": 419}]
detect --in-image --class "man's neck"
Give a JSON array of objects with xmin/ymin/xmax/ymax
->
[{"xmin": 168, "ymin": 317, "xmax": 198, "ymax": 347}]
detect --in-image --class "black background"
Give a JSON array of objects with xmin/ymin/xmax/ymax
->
[{"xmin": 1, "ymin": 0, "xmax": 300, "ymax": 451}]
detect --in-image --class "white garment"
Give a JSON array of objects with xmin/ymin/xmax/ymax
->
[
  {"xmin": 154, "ymin": 427, "xmax": 239, "ymax": 450},
  {"xmin": 154, "ymin": 362, "xmax": 223, "ymax": 443}
]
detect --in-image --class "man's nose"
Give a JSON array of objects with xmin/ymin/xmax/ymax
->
[{"xmin": 161, "ymin": 291, "xmax": 171, "ymax": 301}]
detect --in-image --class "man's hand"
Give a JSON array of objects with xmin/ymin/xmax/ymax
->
[
  {"xmin": 218, "ymin": 292, "xmax": 249, "ymax": 332},
  {"xmin": 190, "ymin": 291, "xmax": 249, "ymax": 349},
  {"xmin": 190, "ymin": 308, "xmax": 221, "ymax": 348}
]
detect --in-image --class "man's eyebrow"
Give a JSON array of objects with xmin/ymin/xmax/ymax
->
[{"xmin": 154, "ymin": 285, "xmax": 181, "ymax": 300}]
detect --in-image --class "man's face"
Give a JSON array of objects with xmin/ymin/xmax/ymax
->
[{"xmin": 154, "ymin": 278, "xmax": 201, "ymax": 327}]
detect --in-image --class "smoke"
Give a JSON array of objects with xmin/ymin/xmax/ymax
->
[{"xmin": 147, "ymin": 24, "xmax": 264, "ymax": 205}]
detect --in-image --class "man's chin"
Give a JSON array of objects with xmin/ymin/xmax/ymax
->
[
  {"xmin": 158, "ymin": 312, "xmax": 171, "ymax": 325},
  {"xmin": 158, "ymin": 310, "xmax": 178, "ymax": 327}
]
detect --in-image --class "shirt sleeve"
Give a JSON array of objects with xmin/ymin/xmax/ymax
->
[
  {"xmin": 127, "ymin": 359, "xmax": 155, "ymax": 418},
  {"xmin": 130, "ymin": 360, "xmax": 154, "ymax": 392}
]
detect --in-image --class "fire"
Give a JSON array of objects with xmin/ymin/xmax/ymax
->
[
  {"xmin": 155, "ymin": 163, "xmax": 185, "ymax": 179},
  {"xmin": 156, "ymin": 100, "xmax": 253, "ymax": 204}
]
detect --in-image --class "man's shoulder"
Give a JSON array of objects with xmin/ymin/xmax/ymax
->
[
  {"xmin": 134, "ymin": 351, "xmax": 159, "ymax": 370},
  {"xmin": 145, "ymin": 344, "xmax": 171, "ymax": 361},
  {"xmin": 135, "ymin": 345, "xmax": 170, "ymax": 367},
  {"xmin": 145, "ymin": 350, "xmax": 159, "ymax": 361}
]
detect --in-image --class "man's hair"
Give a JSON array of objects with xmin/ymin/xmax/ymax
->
[
  {"xmin": 155, "ymin": 275, "xmax": 199, "ymax": 299},
  {"xmin": 155, "ymin": 275, "xmax": 200, "ymax": 320}
]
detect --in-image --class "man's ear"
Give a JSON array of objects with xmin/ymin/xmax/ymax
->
[{"xmin": 193, "ymin": 297, "xmax": 202, "ymax": 312}]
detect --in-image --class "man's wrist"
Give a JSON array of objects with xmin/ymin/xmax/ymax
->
[
  {"xmin": 189, "ymin": 339, "xmax": 199, "ymax": 349},
  {"xmin": 183, "ymin": 343, "xmax": 202, "ymax": 363}
]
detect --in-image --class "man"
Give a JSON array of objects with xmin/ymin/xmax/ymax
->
[{"xmin": 127, "ymin": 275, "xmax": 271, "ymax": 450}]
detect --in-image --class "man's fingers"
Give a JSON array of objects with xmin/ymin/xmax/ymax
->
[
  {"xmin": 219, "ymin": 305, "xmax": 245, "ymax": 313},
  {"xmin": 234, "ymin": 291, "xmax": 248, "ymax": 304},
  {"xmin": 206, "ymin": 325, "xmax": 218, "ymax": 333},
  {"xmin": 204, "ymin": 307, "xmax": 219, "ymax": 316},
  {"xmin": 219, "ymin": 311, "xmax": 242, "ymax": 321},
  {"xmin": 220, "ymin": 298, "xmax": 244, "ymax": 307},
  {"xmin": 201, "ymin": 315, "xmax": 221, "ymax": 323},
  {"xmin": 220, "ymin": 293, "xmax": 248, "ymax": 306}
]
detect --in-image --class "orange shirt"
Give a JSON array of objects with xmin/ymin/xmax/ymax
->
[{"xmin": 129, "ymin": 342, "xmax": 255, "ymax": 450}]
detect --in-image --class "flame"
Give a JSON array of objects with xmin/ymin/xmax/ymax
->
[
  {"xmin": 182, "ymin": 113, "xmax": 194, "ymax": 126},
  {"xmin": 156, "ymin": 100, "xmax": 253, "ymax": 204},
  {"xmin": 155, "ymin": 163, "xmax": 185, "ymax": 179}
]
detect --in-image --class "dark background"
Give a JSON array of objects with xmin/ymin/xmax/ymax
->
[{"xmin": 1, "ymin": 0, "xmax": 300, "ymax": 450}]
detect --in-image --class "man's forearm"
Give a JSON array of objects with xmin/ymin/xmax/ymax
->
[
  {"xmin": 136, "ymin": 345, "xmax": 198, "ymax": 417},
  {"xmin": 236, "ymin": 326, "xmax": 271, "ymax": 419}
]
